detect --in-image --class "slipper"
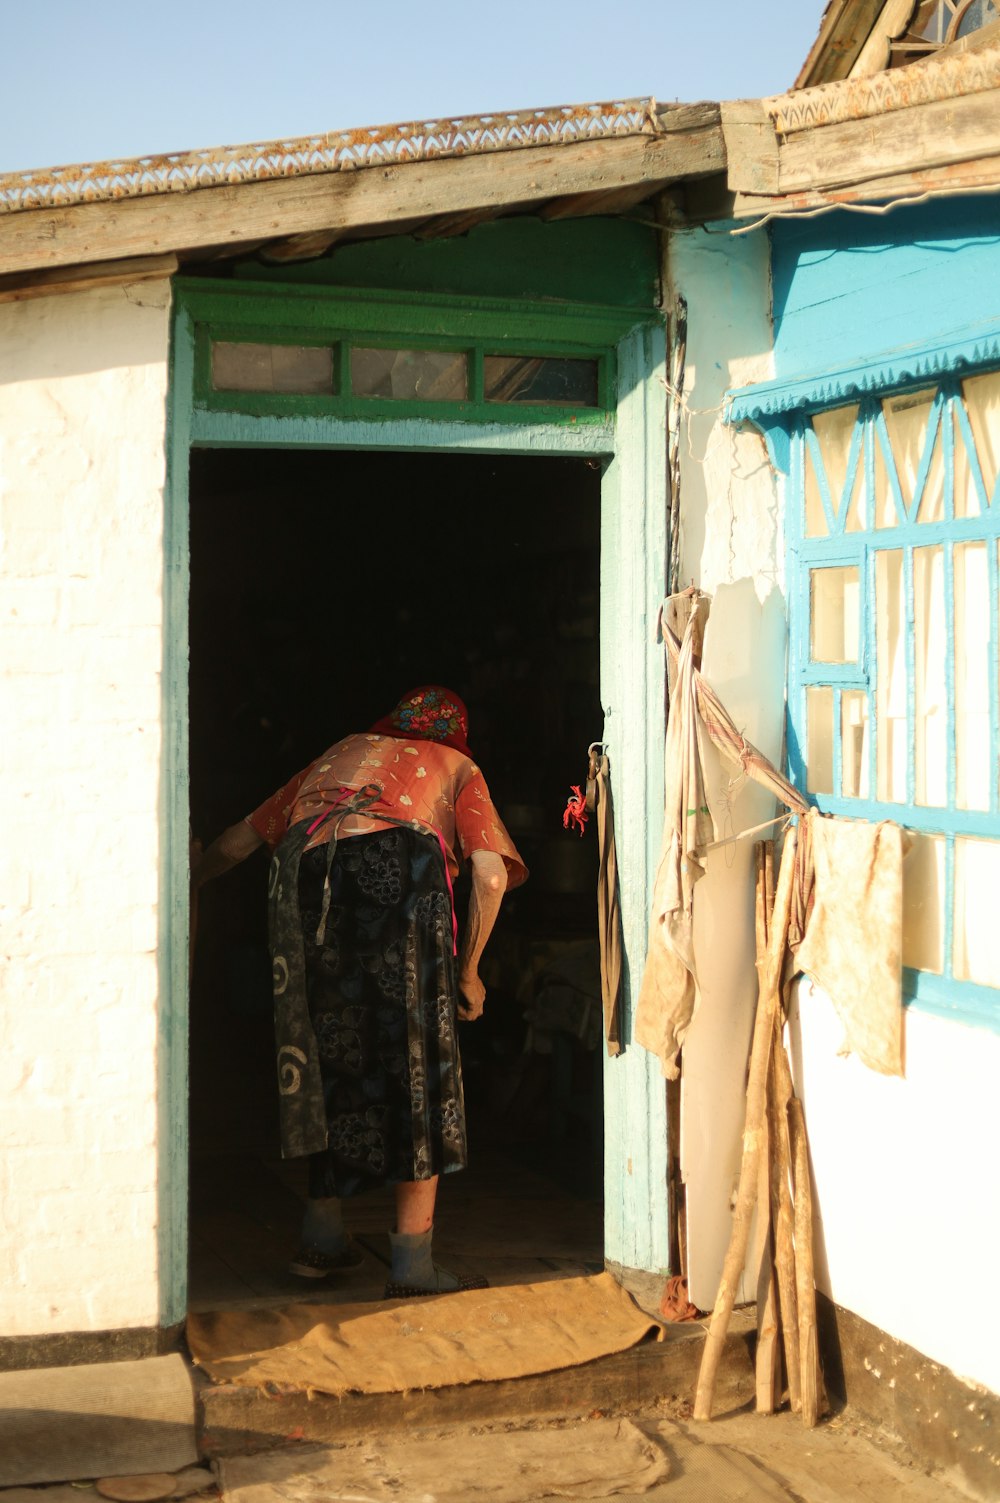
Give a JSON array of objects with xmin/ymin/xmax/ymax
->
[
  {"xmin": 384, "ymin": 1273, "xmax": 489, "ymax": 1299},
  {"xmin": 288, "ymin": 1240, "xmax": 366, "ymax": 1278}
]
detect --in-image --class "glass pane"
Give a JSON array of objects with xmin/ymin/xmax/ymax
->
[
  {"xmin": 902, "ymin": 832, "xmax": 945, "ymax": 974},
  {"xmin": 809, "ymin": 405, "xmax": 860, "ymax": 530},
  {"xmin": 954, "ymin": 838, "xmax": 1000, "ymax": 985},
  {"xmin": 804, "ymin": 438, "xmax": 829, "ymax": 538},
  {"xmin": 952, "ymin": 400, "xmax": 983, "ymax": 519},
  {"xmin": 914, "ymin": 545, "xmax": 948, "ymax": 807},
  {"xmin": 841, "ymin": 690, "xmax": 870, "ymax": 798},
  {"xmin": 882, "ymin": 388, "xmax": 943, "ymax": 522},
  {"xmin": 919, "ymin": 0, "xmax": 950, "ymax": 40},
  {"xmin": 955, "ymin": 541, "xmax": 991, "ymax": 811},
  {"xmin": 962, "ymin": 369, "xmax": 1000, "ymax": 504},
  {"xmin": 483, "ymin": 355, "xmax": 598, "ymax": 406},
  {"xmin": 955, "ymin": 0, "xmax": 999, "ymax": 39},
  {"xmin": 806, "ymin": 686, "xmax": 834, "ymax": 796},
  {"xmin": 841, "ymin": 458, "xmax": 868, "ymax": 533},
  {"xmin": 876, "ymin": 549, "xmax": 907, "ymax": 802},
  {"xmin": 212, "ymin": 341, "xmax": 334, "ymax": 395},
  {"xmin": 810, "ymin": 565, "xmax": 860, "ymax": 663},
  {"xmin": 873, "ymin": 422, "xmax": 903, "ymax": 528},
  {"xmin": 351, "ymin": 348, "xmax": 468, "ymax": 401}
]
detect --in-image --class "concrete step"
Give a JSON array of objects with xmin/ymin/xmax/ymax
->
[{"xmin": 195, "ymin": 1311, "xmax": 756, "ymax": 1457}]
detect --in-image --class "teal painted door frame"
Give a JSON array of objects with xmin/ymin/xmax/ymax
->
[{"xmin": 161, "ymin": 297, "xmax": 669, "ymax": 1326}]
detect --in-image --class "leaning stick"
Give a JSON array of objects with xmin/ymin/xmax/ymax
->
[
  {"xmin": 789, "ymin": 1096, "xmax": 821, "ymax": 1428},
  {"xmin": 755, "ymin": 1121, "xmax": 780, "ymax": 1413},
  {"xmin": 768, "ymin": 1031, "xmax": 802, "ymax": 1413},
  {"xmin": 753, "ymin": 847, "xmax": 779, "ymax": 1414},
  {"xmin": 693, "ymin": 825, "xmax": 798, "ymax": 1422}
]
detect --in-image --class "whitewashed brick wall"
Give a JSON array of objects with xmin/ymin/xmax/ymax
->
[{"xmin": 0, "ymin": 280, "xmax": 172, "ymax": 1334}]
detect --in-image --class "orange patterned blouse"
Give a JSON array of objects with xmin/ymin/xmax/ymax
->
[{"xmin": 245, "ymin": 733, "xmax": 528, "ymax": 888}]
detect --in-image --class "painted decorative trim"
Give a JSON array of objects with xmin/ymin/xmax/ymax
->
[
  {"xmin": 189, "ymin": 408, "xmax": 617, "ymax": 454},
  {"xmin": 765, "ymin": 47, "xmax": 1000, "ymax": 136},
  {"xmin": 0, "ymin": 100, "xmax": 657, "ymax": 217},
  {"xmin": 727, "ymin": 319, "xmax": 1000, "ymax": 426}
]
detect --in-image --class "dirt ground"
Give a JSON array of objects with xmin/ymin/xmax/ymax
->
[
  {"xmin": 0, "ymin": 1398, "xmax": 982, "ymax": 1503},
  {"xmin": 210, "ymin": 1401, "xmax": 978, "ymax": 1503}
]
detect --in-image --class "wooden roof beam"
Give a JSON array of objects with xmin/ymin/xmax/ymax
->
[
  {"xmin": 537, "ymin": 179, "xmax": 674, "ymax": 220},
  {"xmin": 258, "ymin": 228, "xmax": 347, "ymax": 263},
  {"xmin": 777, "ymin": 84, "xmax": 1000, "ymax": 194},
  {"xmin": 0, "ymin": 252, "xmax": 178, "ymax": 304},
  {"xmin": 0, "ymin": 126, "xmax": 724, "ymax": 279},
  {"xmin": 410, "ymin": 205, "xmax": 507, "ymax": 241},
  {"xmin": 728, "ymin": 150, "xmax": 1000, "ymax": 219}
]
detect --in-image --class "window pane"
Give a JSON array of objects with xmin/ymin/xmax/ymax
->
[
  {"xmin": 811, "ymin": 565, "xmax": 859, "ymax": 663},
  {"xmin": 212, "ymin": 341, "xmax": 334, "ymax": 395},
  {"xmin": 841, "ymin": 690, "xmax": 869, "ymax": 798},
  {"xmin": 902, "ymin": 832, "xmax": 945, "ymax": 974},
  {"xmin": 954, "ymin": 838, "xmax": 1000, "ymax": 985},
  {"xmin": 876, "ymin": 549, "xmax": 907, "ymax": 802},
  {"xmin": 804, "ymin": 438, "xmax": 829, "ymax": 538},
  {"xmin": 919, "ymin": 0, "xmax": 949, "ymax": 41},
  {"xmin": 483, "ymin": 355, "xmax": 599, "ymax": 406},
  {"xmin": 962, "ymin": 369, "xmax": 1000, "ymax": 504},
  {"xmin": 955, "ymin": 541, "xmax": 991, "ymax": 811},
  {"xmin": 882, "ymin": 388, "xmax": 943, "ymax": 522},
  {"xmin": 806, "ymin": 686, "xmax": 834, "ymax": 795},
  {"xmin": 955, "ymin": 0, "xmax": 999, "ymax": 39},
  {"xmin": 914, "ymin": 545, "xmax": 948, "ymax": 807},
  {"xmin": 873, "ymin": 422, "xmax": 903, "ymax": 528},
  {"xmin": 808, "ymin": 405, "xmax": 860, "ymax": 533},
  {"xmin": 952, "ymin": 400, "xmax": 983, "ymax": 520},
  {"xmin": 841, "ymin": 457, "xmax": 868, "ymax": 533},
  {"xmin": 351, "ymin": 348, "xmax": 468, "ymax": 401}
]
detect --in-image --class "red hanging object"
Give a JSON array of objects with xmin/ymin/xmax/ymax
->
[{"xmin": 562, "ymin": 784, "xmax": 589, "ymax": 836}]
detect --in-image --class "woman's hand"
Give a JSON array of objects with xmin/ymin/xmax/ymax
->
[{"xmin": 458, "ymin": 969, "xmax": 486, "ymax": 1021}]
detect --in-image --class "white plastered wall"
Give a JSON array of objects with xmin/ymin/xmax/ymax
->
[
  {"xmin": 666, "ymin": 224, "xmax": 786, "ymax": 1309},
  {"xmin": 0, "ymin": 280, "xmax": 172, "ymax": 1335},
  {"xmin": 792, "ymin": 984, "xmax": 1000, "ymax": 1395}
]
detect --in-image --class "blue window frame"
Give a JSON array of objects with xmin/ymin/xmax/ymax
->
[{"xmin": 734, "ymin": 358, "xmax": 1000, "ymax": 1032}]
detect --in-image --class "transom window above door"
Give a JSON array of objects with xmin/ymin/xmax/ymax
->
[{"xmin": 182, "ymin": 279, "xmax": 634, "ymax": 427}]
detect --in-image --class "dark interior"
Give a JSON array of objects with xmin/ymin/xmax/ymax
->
[{"xmin": 187, "ymin": 447, "xmax": 608, "ymax": 1307}]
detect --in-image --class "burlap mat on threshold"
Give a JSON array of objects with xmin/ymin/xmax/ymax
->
[{"xmin": 187, "ymin": 1272, "xmax": 663, "ymax": 1396}]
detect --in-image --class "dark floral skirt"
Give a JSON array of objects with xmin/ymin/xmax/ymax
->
[{"xmin": 295, "ymin": 827, "xmax": 468, "ymax": 1198}]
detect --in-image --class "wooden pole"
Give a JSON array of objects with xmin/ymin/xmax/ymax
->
[
  {"xmin": 789, "ymin": 1095, "xmax": 822, "ymax": 1428},
  {"xmin": 753, "ymin": 848, "xmax": 779, "ymax": 1414},
  {"xmin": 693, "ymin": 825, "xmax": 797, "ymax": 1422},
  {"xmin": 754, "ymin": 1123, "xmax": 780, "ymax": 1413},
  {"xmin": 768, "ymin": 1030, "xmax": 802, "ymax": 1413}
]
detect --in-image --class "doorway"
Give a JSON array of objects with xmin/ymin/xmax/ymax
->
[{"xmin": 187, "ymin": 446, "xmax": 608, "ymax": 1308}]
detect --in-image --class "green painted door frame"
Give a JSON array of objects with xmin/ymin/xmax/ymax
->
[{"xmin": 160, "ymin": 284, "xmax": 669, "ymax": 1326}]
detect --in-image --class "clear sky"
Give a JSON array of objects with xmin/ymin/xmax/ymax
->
[{"xmin": 0, "ymin": 1, "xmax": 822, "ymax": 176}]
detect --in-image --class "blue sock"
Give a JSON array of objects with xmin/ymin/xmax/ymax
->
[
  {"xmin": 301, "ymin": 1196, "xmax": 348, "ymax": 1254},
  {"xmin": 388, "ymin": 1229, "xmax": 459, "ymax": 1291}
]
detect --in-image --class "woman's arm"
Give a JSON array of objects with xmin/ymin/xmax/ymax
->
[
  {"xmin": 457, "ymin": 850, "xmax": 507, "ymax": 1021},
  {"xmin": 192, "ymin": 819, "xmax": 264, "ymax": 887}
]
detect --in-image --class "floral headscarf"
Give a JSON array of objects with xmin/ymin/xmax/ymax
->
[{"xmin": 370, "ymin": 685, "xmax": 472, "ymax": 758}]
